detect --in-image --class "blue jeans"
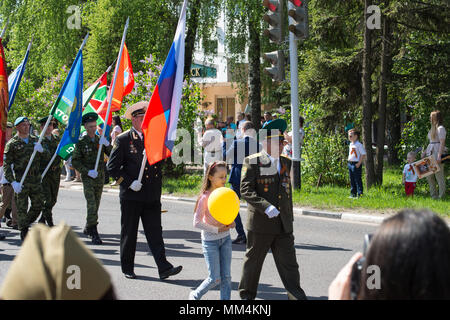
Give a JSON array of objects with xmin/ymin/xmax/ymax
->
[
  {"xmin": 348, "ymin": 162, "xmax": 363, "ymax": 196},
  {"xmin": 192, "ymin": 235, "xmax": 232, "ymax": 300},
  {"xmin": 230, "ymin": 183, "xmax": 246, "ymax": 239}
]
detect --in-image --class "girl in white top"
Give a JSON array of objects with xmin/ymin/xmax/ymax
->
[
  {"xmin": 110, "ymin": 115, "xmax": 123, "ymax": 146},
  {"xmin": 422, "ymin": 110, "xmax": 446, "ymax": 199}
]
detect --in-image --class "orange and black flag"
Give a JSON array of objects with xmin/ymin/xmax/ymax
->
[{"xmin": 0, "ymin": 37, "xmax": 8, "ymax": 166}]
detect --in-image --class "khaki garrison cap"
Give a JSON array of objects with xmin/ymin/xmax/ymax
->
[{"xmin": 0, "ymin": 223, "xmax": 112, "ymax": 300}]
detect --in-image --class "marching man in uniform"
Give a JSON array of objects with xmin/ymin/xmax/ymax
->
[
  {"xmin": 37, "ymin": 116, "xmax": 61, "ymax": 227},
  {"xmin": 72, "ymin": 113, "xmax": 111, "ymax": 245},
  {"xmin": 3, "ymin": 117, "xmax": 46, "ymax": 241},
  {"xmin": 107, "ymin": 101, "xmax": 182, "ymax": 280},
  {"xmin": 238, "ymin": 118, "xmax": 307, "ymax": 300}
]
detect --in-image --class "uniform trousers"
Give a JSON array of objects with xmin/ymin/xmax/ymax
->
[
  {"xmin": 41, "ymin": 172, "xmax": 60, "ymax": 221},
  {"xmin": 119, "ymin": 198, "xmax": 173, "ymax": 275},
  {"xmin": 0, "ymin": 184, "xmax": 17, "ymax": 224},
  {"xmin": 16, "ymin": 177, "xmax": 44, "ymax": 231},
  {"xmin": 238, "ymin": 230, "xmax": 307, "ymax": 300},
  {"xmin": 82, "ymin": 173, "xmax": 104, "ymax": 227}
]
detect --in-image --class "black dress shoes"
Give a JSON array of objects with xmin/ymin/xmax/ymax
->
[
  {"xmin": 159, "ymin": 266, "xmax": 183, "ymax": 280},
  {"xmin": 124, "ymin": 272, "xmax": 137, "ymax": 279}
]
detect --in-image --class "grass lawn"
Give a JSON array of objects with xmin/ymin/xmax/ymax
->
[{"xmin": 162, "ymin": 167, "xmax": 449, "ymax": 217}]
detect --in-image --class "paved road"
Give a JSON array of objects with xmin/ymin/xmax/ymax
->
[{"xmin": 0, "ymin": 188, "xmax": 378, "ymax": 300}]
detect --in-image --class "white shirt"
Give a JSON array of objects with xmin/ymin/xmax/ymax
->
[
  {"xmin": 426, "ymin": 125, "xmax": 447, "ymax": 158},
  {"xmin": 403, "ymin": 163, "xmax": 418, "ymax": 183},
  {"xmin": 199, "ymin": 129, "xmax": 223, "ymax": 154},
  {"xmin": 348, "ymin": 141, "xmax": 366, "ymax": 162}
]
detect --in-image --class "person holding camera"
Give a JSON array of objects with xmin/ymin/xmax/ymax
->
[{"xmin": 328, "ymin": 209, "xmax": 450, "ymax": 299}]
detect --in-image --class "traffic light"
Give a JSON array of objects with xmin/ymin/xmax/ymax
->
[
  {"xmin": 263, "ymin": 50, "xmax": 285, "ymax": 82},
  {"xmin": 262, "ymin": 0, "xmax": 284, "ymax": 44},
  {"xmin": 288, "ymin": 0, "xmax": 309, "ymax": 40}
]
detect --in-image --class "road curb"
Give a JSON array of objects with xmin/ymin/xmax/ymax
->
[{"xmin": 60, "ymin": 184, "xmax": 386, "ymax": 225}]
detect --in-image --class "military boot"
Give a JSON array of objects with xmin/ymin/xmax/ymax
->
[
  {"xmin": 38, "ymin": 215, "xmax": 46, "ymax": 224},
  {"xmin": 46, "ymin": 217, "xmax": 54, "ymax": 227},
  {"xmin": 20, "ymin": 228, "xmax": 29, "ymax": 242},
  {"xmin": 83, "ymin": 225, "xmax": 91, "ymax": 236},
  {"xmin": 90, "ymin": 226, "xmax": 103, "ymax": 245}
]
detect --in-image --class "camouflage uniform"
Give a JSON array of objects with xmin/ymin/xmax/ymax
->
[
  {"xmin": 39, "ymin": 134, "xmax": 62, "ymax": 225},
  {"xmin": 3, "ymin": 135, "xmax": 46, "ymax": 232},
  {"xmin": 72, "ymin": 134, "xmax": 111, "ymax": 228}
]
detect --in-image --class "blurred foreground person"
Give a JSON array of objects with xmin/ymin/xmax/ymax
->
[{"xmin": 0, "ymin": 222, "xmax": 115, "ymax": 300}]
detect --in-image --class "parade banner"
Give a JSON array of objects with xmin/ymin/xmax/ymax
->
[
  {"xmin": 39, "ymin": 36, "xmax": 88, "ymax": 181},
  {"xmin": 0, "ymin": 35, "xmax": 9, "ymax": 167},
  {"xmin": 142, "ymin": 0, "xmax": 186, "ymax": 166},
  {"xmin": 93, "ymin": 18, "xmax": 130, "ymax": 172},
  {"xmin": 95, "ymin": 44, "xmax": 134, "ymax": 134},
  {"xmin": 54, "ymin": 49, "xmax": 83, "ymax": 160},
  {"xmin": 8, "ymin": 40, "xmax": 32, "ymax": 110}
]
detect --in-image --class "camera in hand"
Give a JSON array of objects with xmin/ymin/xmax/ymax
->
[{"xmin": 350, "ymin": 234, "xmax": 373, "ymax": 300}]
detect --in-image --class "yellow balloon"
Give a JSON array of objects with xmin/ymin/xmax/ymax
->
[{"xmin": 207, "ymin": 187, "xmax": 240, "ymax": 225}]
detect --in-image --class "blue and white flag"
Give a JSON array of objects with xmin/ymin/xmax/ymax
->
[{"xmin": 8, "ymin": 40, "xmax": 31, "ymax": 110}]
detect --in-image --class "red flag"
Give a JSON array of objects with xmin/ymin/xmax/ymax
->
[
  {"xmin": 0, "ymin": 38, "xmax": 8, "ymax": 166},
  {"xmin": 97, "ymin": 44, "xmax": 134, "ymax": 125}
]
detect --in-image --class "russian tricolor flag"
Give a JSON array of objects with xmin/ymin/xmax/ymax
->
[{"xmin": 142, "ymin": 0, "xmax": 187, "ymax": 165}]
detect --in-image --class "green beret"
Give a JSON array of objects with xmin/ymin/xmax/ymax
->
[
  {"xmin": 260, "ymin": 118, "xmax": 287, "ymax": 139},
  {"xmin": 38, "ymin": 116, "xmax": 48, "ymax": 125},
  {"xmin": 82, "ymin": 112, "xmax": 98, "ymax": 125},
  {"xmin": 14, "ymin": 117, "xmax": 28, "ymax": 127}
]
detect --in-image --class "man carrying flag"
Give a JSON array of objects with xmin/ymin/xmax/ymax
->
[
  {"xmin": 3, "ymin": 117, "xmax": 46, "ymax": 241},
  {"xmin": 72, "ymin": 113, "xmax": 111, "ymax": 245},
  {"xmin": 107, "ymin": 0, "xmax": 187, "ymax": 280},
  {"xmin": 37, "ymin": 116, "xmax": 60, "ymax": 227}
]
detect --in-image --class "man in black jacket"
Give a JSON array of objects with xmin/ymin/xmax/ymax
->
[{"xmin": 107, "ymin": 101, "xmax": 182, "ymax": 280}]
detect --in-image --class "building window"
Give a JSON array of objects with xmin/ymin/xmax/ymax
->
[{"xmin": 216, "ymin": 97, "xmax": 235, "ymax": 121}]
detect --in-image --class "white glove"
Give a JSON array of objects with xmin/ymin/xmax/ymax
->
[
  {"xmin": 129, "ymin": 180, "xmax": 142, "ymax": 192},
  {"xmin": 265, "ymin": 205, "xmax": 280, "ymax": 218},
  {"xmin": 88, "ymin": 170, "xmax": 98, "ymax": 179},
  {"xmin": 11, "ymin": 181, "xmax": 23, "ymax": 194},
  {"xmin": 34, "ymin": 142, "xmax": 44, "ymax": 153},
  {"xmin": 99, "ymin": 136, "xmax": 110, "ymax": 147}
]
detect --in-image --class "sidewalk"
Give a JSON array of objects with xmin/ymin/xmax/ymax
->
[{"xmin": 60, "ymin": 178, "xmax": 387, "ymax": 225}]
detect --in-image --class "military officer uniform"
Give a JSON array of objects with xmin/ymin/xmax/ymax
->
[
  {"xmin": 107, "ymin": 101, "xmax": 182, "ymax": 280},
  {"xmin": 72, "ymin": 113, "xmax": 112, "ymax": 245},
  {"xmin": 3, "ymin": 117, "xmax": 46, "ymax": 240},
  {"xmin": 238, "ymin": 119, "xmax": 307, "ymax": 300},
  {"xmin": 38, "ymin": 117, "xmax": 61, "ymax": 226}
]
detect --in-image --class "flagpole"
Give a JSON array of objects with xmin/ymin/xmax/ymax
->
[
  {"xmin": 94, "ymin": 17, "xmax": 129, "ymax": 172},
  {"xmin": 21, "ymin": 33, "xmax": 89, "ymax": 185},
  {"xmin": 138, "ymin": 151, "xmax": 147, "ymax": 183},
  {"xmin": 1, "ymin": 18, "xmax": 9, "ymax": 38}
]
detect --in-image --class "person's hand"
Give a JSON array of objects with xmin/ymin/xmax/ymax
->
[
  {"xmin": 356, "ymin": 162, "xmax": 361, "ymax": 169},
  {"xmin": 437, "ymin": 154, "xmax": 442, "ymax": 163},
  {"xmin": 88, "ymin": 170, "xmax": 98, "ymax": 179},
  {"xmin": 218, "ymin": 224, "xmax": 233, "ymax": 232},
  {"xmin": 328, "ymin": 252, "xmax": 363, "ymax": 300},
  {"xmin": 99, "ymin": 136, "xmax": 110, "ymax": 147},
  {"xmin": 34, "ymin": 142, "xmax": 44, "ymax": 153},
  {"xmin": 11, "ymin": 181, "xmax": 23, "ymax": 194},
  {"xmin": 129, "ymin": 180, "xmax": 142, "ymax": 192},
  {"xmin": 421, "ymin": 151, "xmax": 426, "ymax": 158},
  {"xmin": 265, "ymin": 205, "xmax": 280, "ymax": 218}
]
